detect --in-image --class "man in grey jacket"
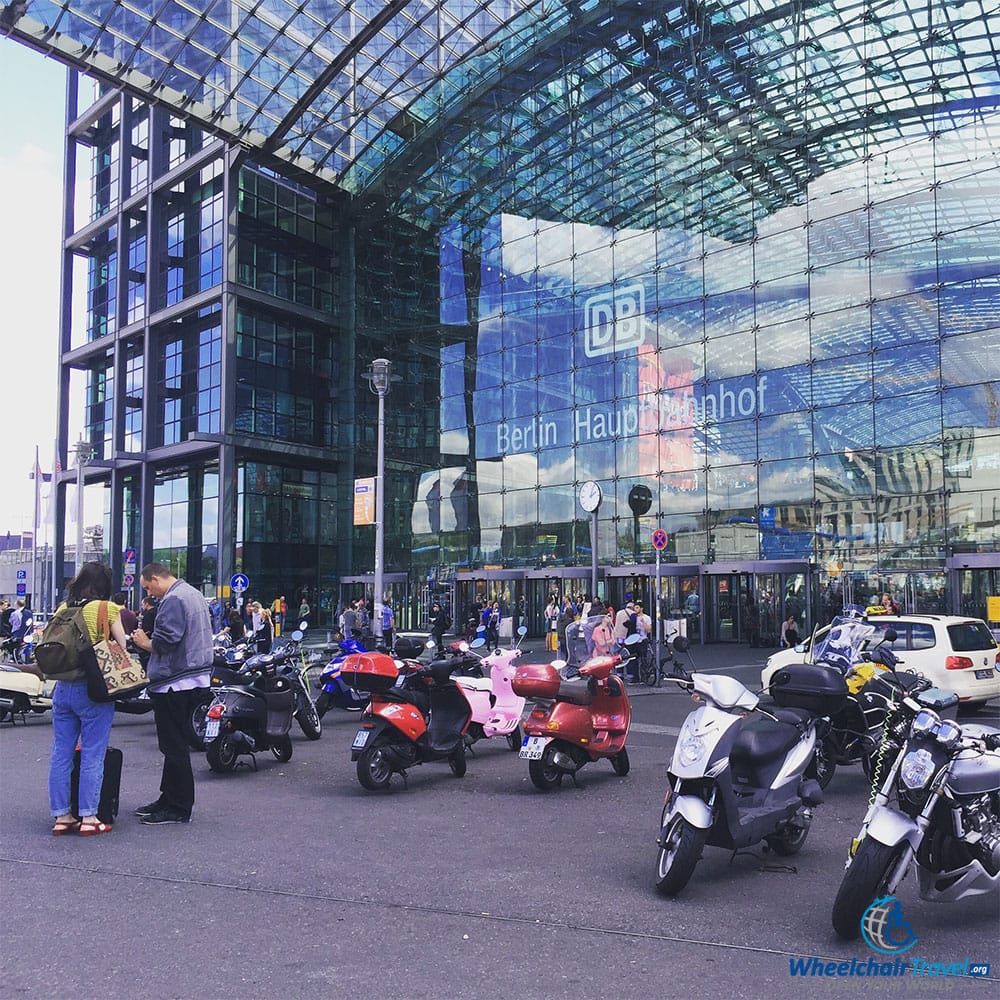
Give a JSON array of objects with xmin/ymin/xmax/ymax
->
[{"xmin": 131, "ymin": 562, "xmax": 213, "ymax": 825}]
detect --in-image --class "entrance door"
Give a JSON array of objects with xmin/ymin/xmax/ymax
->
[{"xmin": 708, "ymin": 573, "xmax": 753, "ymax": 642}]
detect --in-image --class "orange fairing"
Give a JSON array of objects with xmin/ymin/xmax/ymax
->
[
  {"xmin": 578, "ymin": 655, "xmax": 621, "ymax": 680},
  {"xmin": 369, "ymin": 693, "xmax": 427, "ymax": 740}
]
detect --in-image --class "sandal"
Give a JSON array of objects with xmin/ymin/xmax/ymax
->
[
  {"xmin": 52, "ymin": 818, "xmax": 81, "ymax": 836},
  {"xmin": 78, "ymin": 819, "xmax": 113, "ymax": 836}
]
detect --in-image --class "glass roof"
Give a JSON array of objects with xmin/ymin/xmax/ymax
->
[{"xmin": 2, "ymin": 0, "xmax": 998, "ymax": 235}]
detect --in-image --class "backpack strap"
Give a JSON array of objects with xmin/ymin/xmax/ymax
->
[{"xmin": 96, "ymin": 600, "xmax": 110, "ymax": 642}]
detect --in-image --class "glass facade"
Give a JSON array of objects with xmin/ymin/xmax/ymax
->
[{"xmin": 14, "ymin": 0, "xmax": 994, "ymax": 631}]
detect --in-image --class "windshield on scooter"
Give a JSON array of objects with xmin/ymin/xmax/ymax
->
[{"xmin": 811, "ymin": 606, "xmax": 875, "ymax": 675}]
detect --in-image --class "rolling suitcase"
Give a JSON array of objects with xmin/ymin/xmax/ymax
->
[{"xmin": 70, "ymin": 746, "xmax": 122, "ymax": 824}]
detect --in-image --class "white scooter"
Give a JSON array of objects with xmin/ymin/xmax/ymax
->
[
  {"xmin": 0, "ymin": 662, "xmax": 54, "ymax": 722},
  {"xmin": 654, "ymin": 637, "xmax": 848, "ymax": 896}
]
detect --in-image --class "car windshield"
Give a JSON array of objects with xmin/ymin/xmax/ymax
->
[{"xmin": 947, "ymin": 621, "xmax": 998, "ymax": 652}]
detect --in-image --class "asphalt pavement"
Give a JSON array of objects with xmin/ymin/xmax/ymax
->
[{"xmin": 1, "ymin": 641, "xmax": 997, "ymax": 1000}]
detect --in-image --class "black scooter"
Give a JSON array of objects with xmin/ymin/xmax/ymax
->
[{"xmin": 204, "ymin": 637, "xmax": 310, "ymax": 771}]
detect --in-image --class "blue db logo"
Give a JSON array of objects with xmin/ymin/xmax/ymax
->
[{"xmin": 583, "ymin": 284, "xmax": 645, "ymax": 357}]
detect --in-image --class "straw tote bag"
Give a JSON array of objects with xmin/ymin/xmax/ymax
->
[{"xmin": 89, "ymin": 601, "xmax": 148, "ymax": 701}]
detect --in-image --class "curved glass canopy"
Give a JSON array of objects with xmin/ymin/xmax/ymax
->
[{"xmin": 2, "ymin": 0, "xmax": 998, "ymax": 237}]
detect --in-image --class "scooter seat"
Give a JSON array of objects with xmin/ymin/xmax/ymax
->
[
  {"xmin": 557, "ymin": 678, "xmax": 594, "ymax": 705},
  {"xmin": 769, "ymin": 706, "xmax": 813, "ymax": 727},
  {"xmin": 731, "ymin": 718, "xmax": 802, "ymax": 765}
]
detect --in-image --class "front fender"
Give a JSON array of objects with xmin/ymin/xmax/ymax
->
[
  {"xmin": 667, "ymin": 793, "xmax": 713, "ymax": 830},
  {"xmin": 865, "ymin": 808, "xmax": 920, "ymax": 850}
]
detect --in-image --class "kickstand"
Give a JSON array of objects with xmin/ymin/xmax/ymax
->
[
  {"xmin": 399, "ymin": 768, "xmax": 408, "ymax": 789},
  {"xmin": 569, "ymin": 772, "xmax": 581, "ymax": 788}
]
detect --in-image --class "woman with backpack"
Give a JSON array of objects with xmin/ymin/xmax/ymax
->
[{"xmin": 47, "ymin": 562, "xmax": 128, "ymax": 837}]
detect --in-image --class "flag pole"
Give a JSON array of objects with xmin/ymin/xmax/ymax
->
[{"xmin": 31, "ymin": 445, "xmax": 40, "ymax": 612}]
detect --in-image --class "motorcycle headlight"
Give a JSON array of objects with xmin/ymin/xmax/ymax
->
[
  {"xmin": 900, "ymin": 748, "xmax": 935, "ymax": 790},
  {"xmin": 677, "ymin": 731, "xmax": 706, "ymax": 766}
]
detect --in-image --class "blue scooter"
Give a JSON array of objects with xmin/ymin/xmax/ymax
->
[{"xmin": 315, "ymin": 637, "xmax": 369, "ymax": 717}]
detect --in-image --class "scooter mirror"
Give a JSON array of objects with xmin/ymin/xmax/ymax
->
[
  {"xmin": 671, "ymin": 636, "xmax": 690, "ymax": 653},
  {"xmin": 624, "ymin": 633, "xmax": 644, "ymax": 645},
  {"xmin": 470, "ymin": 637, "xmax": 486, "ymax": 649},
  {"xmin": 458, "ymin": 641, "xmax": 470, "ymax": 652},
  {"xmin": 516, "ymin": 625, "xmax": 528, "ymax": 637},
  {"xmin": 425, "ymin": 639, "xmax": 437, "ymax": 649},
  {"xmin": 291, "ymin": 630, "xmax": 304, "ymax": 642},
  {"xmin": 883, "ymin": 628, "xmax": 898, "ymax": 643},
  {"xmin": 298, "ymin": 620, "xmax": 308, "ymax": 631}
]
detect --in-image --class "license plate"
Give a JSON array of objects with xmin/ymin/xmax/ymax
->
[
  {"xmin": 205, "ymin": 719, "xmax": 220, "ymax": 739},
  {"xmin": 352, "ymin": 729, "xmax": 369, "ymax": 750},
  {"xmin": 519, "ymin": 735, "xmax": 549, "ymax": 760},
  {"xmin": 975, "ymin": 669, "xmax": 994, "ymax": 680}
]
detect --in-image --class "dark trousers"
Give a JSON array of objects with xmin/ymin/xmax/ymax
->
[{"xmin": 150, "ymin": 688, "xmax": 204, "ymax": 816}]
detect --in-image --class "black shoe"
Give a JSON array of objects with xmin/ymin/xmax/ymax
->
[
  {"xmin": 133, "ymin": 800, "xmax": 164, "ymax": 818},
  {"xmin": 138, "ymin": 808, "xmax": 191, "ymax": 825}
]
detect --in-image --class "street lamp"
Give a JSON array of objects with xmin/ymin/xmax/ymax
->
[
  {"xmin": 74, "ymin": 436, "xmax": 92, "ymax": 576},
  {"xmin": 364, "ymin": 358, "xmax": 392, "ymax": 644}
]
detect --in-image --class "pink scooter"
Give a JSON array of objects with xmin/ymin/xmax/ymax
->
[{"xmin": 452, "ymin": 626, "xmax": 528, "ymax": 752}]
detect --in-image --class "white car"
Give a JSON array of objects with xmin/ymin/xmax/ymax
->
[{"xmin": 761, "ymin": 614, "xmax": 1000, "ymax": 708}]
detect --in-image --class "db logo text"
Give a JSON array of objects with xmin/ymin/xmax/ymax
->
[{"xmin": 583, "ymin": 284, "xmax": 645, "ymax": 358}]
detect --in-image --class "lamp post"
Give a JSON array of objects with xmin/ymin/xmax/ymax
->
[
  {"xmin": 74, "ymin": 436, "xmax": 92, "ymax": 576},
  {"xmin": 365, "ymin": 359, "xmax": 392, "ymax": 644}
]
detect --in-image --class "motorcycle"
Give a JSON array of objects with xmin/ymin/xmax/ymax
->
[
  {"xmin": 809, "ymin": 627, "xmax": 928, "ymax": 789},
  {"xmin": 343, "ymin": 650, "xmax": 473, "ymax": 791},
  {"xmin": 453, "ymin": 625, "xmax": 528, "ymax": 752},
  {"xmin": 654, "ymin": 637, "xmax": 847, "ymax": 896},
  {"xmin": 315, "ymin": 636, "xmax": 369, "ymax": 718},
  {"xmin": 203, "ymin": 628, "xmax": 320, "ymax": 772},
  {"xmin": 831, "ymin": 681, "xmax": 1000, "ymax": 938},
  {"xmin": 512, "ymin": 649, "xmax": 632, "ymax": 790}
]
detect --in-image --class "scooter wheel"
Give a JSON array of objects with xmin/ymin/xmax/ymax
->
[
  {"xmin": 654, "ymin": 814, "xmax": 706, "ymax": 897},
  {"xmin": 357, "ymin": 743, "xmax": 394, "ymax": 791},
  {"xmin": 206, "ymin": 735, "xmax": 240, "ymax": 773},
  {"xmin": 505, "ymin": 723, "xmax": 523, "ymax": 752},
  {"xmin": 611, "ymin": 747, "xmax": 630, "ymax": 776},
  {"xmin": 271, "ymin": 737, "xmax": 293, "ymax": 762},
  {"xmin": 449, "ymin": 743, "xmax": 467, "ymax": 777},
  {"xmin": 528, "ymin": 745, "xmax": 563, "ymax": 791}
]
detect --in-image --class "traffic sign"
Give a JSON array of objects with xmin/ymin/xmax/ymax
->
[
  {"xmin": 16, "ymin": 584, "xmax": 26, "ymax": 596},
  {"xmin": 123, "ymin": 574, "xmax": 135, "ymax": 587},
  {"xmin": 230, "ymin": 573, "xmax": 250, "ymax": 593},
  {"xmin": 16, "ymin": 569, "xmax": 26, "ymax": 579},
  {"xmin": 651, "ymin": 529, "xmax": 668, "ymax": 550}
]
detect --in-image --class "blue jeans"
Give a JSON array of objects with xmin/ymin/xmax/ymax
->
[{"xmin": 48, "ymin": 680, "xmax": 115, "ymax": 817}]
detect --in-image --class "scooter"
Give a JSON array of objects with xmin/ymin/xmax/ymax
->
[
  {"xmin": 343, "ymin": 650, "xmax": 473, "ymax": 791},
  {"xmin": 0, "ymin": 662, "xmax": 54, "ymax": 723},
  {"xmin": 654, "ymin": 637, "xmax": 847, "ymax": 896},
  {"xmin": 203, "ymin": 630, "xmax": 315, "ymax": 771},
  {"xmin": 513, "ymin": 650, "xmax": 632, "ymax": 790},
  {"xmin": 315, "ymin": 636, "xmax": 369, "ymax": 718},
  {"xmin": 453, "ymin": 625, "xmax": 528, "ymax": 752}
]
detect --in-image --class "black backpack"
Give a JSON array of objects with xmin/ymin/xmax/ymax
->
[{"xmin": 34, "ymin": 604, "xmax": 91, "ymax": 681}]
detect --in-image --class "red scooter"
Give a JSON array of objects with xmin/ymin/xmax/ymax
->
[
  {"xmin": 342, "ymin": 651, "xmax": 472, "ymax": 791},
  {"xmin": 512, "ymin": 653, "xmax": 632, "ymax": 790}
]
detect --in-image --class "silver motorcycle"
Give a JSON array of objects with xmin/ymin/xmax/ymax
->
[{"xmin": 832, "ymin": 680, "xmax": 1000, "ymax": 938}]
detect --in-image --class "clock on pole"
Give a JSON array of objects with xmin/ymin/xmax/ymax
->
[{"xmin": 579, "ymin": 480, "xmax": 602, "ymax": 513}]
